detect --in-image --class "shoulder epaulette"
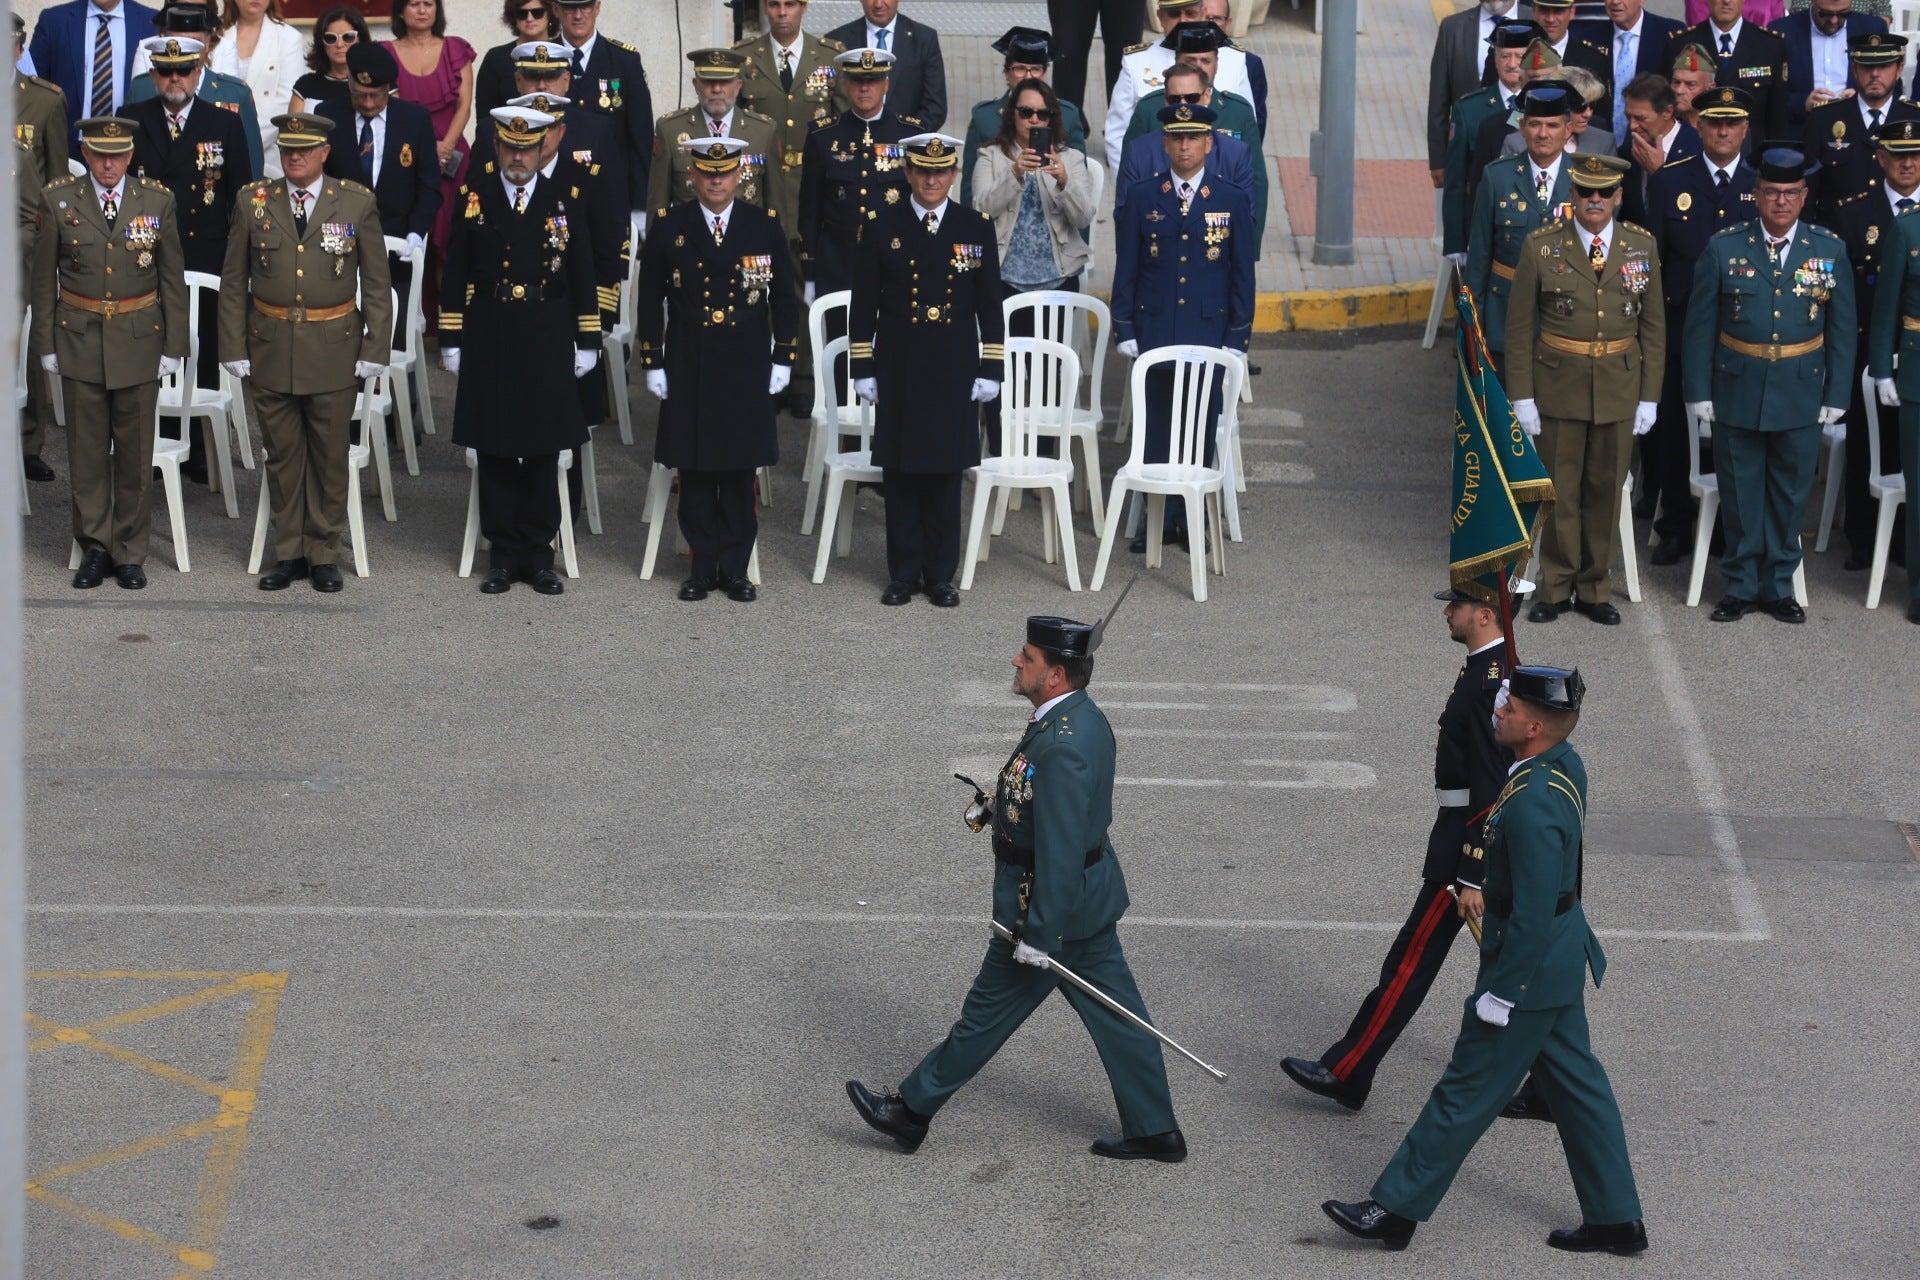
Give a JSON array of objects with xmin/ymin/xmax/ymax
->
[
  {"xmin": 136, "ymin": 176, "xmax": 167, "ymax": 191},
  {"xmin": 24, "ymin": 74, "xmax": 60, "ymax": 95},
  {"xmin": 1836, "ymin": 188, "xmax": 1868, "ymax": 207},
  {"xmin": 1709, "ymin": 222, "xmax": 1748, "ymax": 240},
  {"xmin": 1808, "ymin": 221, "xmax": 1844, "ymax": 241},
  {"xmin": 742, "ymin": 107, "xmax": 773, "ymax": 123},
  {"xmin": 1751, "ymin": 24, "xmax": 1785, "ymax": 40},
  {"xmin": 337, "ymin": 178, "xmax": 372, "ymax": 196},
  {"xmin": 607, "ymin": 37, "xmax": 638, "ymax": 53},
  {"xmin": 589, "ymin": 162, "xmax": 601, "ymax": 176},
  {"xmin": 827, "ymin": 38, "xmax": 845, "ymax": 52},
  {"xmin": 1124, "ymin": 40, "xmax": 1151, "ymax": 55},
  {"xmin": 46, "ymin": 174, "xmax": 81, "ymax": 191},
  {"xmin": 1661, "ymin": 154, "xmax": 1692, "ymax": 169},
  {"xmin": 898, "ymin": 114, "xmax": 922, "ymax": 128},
  {"xmin": 1541, "ymin": 216, "xmax": 1567, "ymax": 233},
  {"xmin": 807, "ymin": 113, "xmax": 834, "ymax": 132},
  {"xmin": 1619, "ymin": 219, "xmax": 1650, "ymax": 236},
  {"xmin": 732, "ymin": 33, "xmax": 756, "ymax": 49},
  {"xmin": 483, "ymin": 160, "xmax": 497, "ymax": 174}
]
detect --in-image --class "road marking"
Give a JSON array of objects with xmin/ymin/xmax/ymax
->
[
  {"xmin": 1640, "ymin": 601, "xmax": 1772, "ymax": 941},
  {"xmin": 953, "ymin": 729, "xmax": 1352, "ymax": 744},
  {"xmin": 950, "ymin": 680, "xmax": 1358, "ymax": 711}
]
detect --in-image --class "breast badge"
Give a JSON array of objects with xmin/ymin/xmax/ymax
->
[{"xmin": 1676, "ymin": 192, "xmax": 1692, "ymax": 212}]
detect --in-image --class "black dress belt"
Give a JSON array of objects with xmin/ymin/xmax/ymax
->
[{"xmin": 992, "ymin": 835, "xmax": 1104, "ymax": 870}]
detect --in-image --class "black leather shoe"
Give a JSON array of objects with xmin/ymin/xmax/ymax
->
[
  {"xmin": 71, "ymin": 549, "xmax": 112, "ymax": 590},
  {"xmin": 114, "ymin": 562, "xmax": 146, "ymax": 590},
  {"xmin": 1547, "ymin": 1220, "xmax": 1648, "ymax": 1256},
  {"xmin": 1280, "ymin": 1056, "xmax": 1367, "ymax": 1111},
  {"xmin": 22, "ymin": 455, "xmax": 54, "ymax": 483},
  {"xmin": 1500, "ymin": 1089, "xmax": 1556, "ymax": 1122},
  {"xmin": 1322, "ymin": 1199, "xmax": 1415, "ymax": 1251},
  {"xmin": 1574, "ymin": 600, "xmax": 1621, "ymax": 625},
  {"xmin": 679, "ymin": 576, "xmax": 710, "ymax": 601},
  {"xmin": 258, "ymin": 558, "xmax": 309, "ymax": 591},
  {"xmin": 528, "ymin": 569, "xmax": 565, "ymax": 596},
  {"xmin": 1090, "ymin": 1129, "xmax": 1186, "ymax": 1162},
  {"xmin": 309, "ymin": 564, "xmax": 343, "ymax": 593},
  {"xmin": 1907, "ymin": 599, "xmax": 1920, "ymax": 625},
  {"xmin": 1649, "ymin": 535, "xmax": 1684, "ymax": 566},
  {"xmin": 881, "ymin": 580, "xmax": 915, "ymax": 606},
  {"xmin": 926, "ymin": 581, "xmax": 960, "ymax": 607},
  {"xmin": 1631, "ymin": 493, "xmax": 1657, "ymax": 520},
  {"xmin": 1129, "ymin": 531, "xmax": 1147, "ymax": 554},
  {"xmin": 1843, "ymin": 548, "xmax": 1872, "ymax": 572},
  {"xmin": 1709, "ymin": 594, "xmax": 1754, "ymax": 622},
  {"xmin": 1764, "ymin": 597, "xmax": 1805, "ymax": 624},
  {"xmin": 724, "ymin": 576, "xmax": 757, "ymax": 603},
  {"xmin": 1527, "ymin": 599, "xmax": 1567, "ymax": 623},
  {"xmin": 845, "ymin": 1081, "xmax": 928, "ymax": 1153},
  {"xmin": 478, "ymin": 568, "xmax": 513, "ymax": 594}
]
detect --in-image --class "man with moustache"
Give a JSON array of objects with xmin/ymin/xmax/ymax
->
[
  {"xmin": 647, "ymin": 48, "xmax": 778, "ymax": 218},
  {"xmin": 1465, "ymin": 81, "xmax": 1577, "ymax": 373}
]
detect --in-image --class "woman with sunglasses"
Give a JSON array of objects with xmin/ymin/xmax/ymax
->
[
  {"xmin": 477, "ymin": 0, "xmax": 558, "ymax": 117},
  {"xmin": 292, "ymin": 6, "xmax": 373, "ymax": 114},
  {"xmin": 209, "ymin": 0, "xmax": 307, "ymax": 176}
]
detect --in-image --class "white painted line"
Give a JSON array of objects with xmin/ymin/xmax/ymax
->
[
  {"xmin": 19, "ymin": 902, "xmax": 1761, "ymax": 942},
  {"xmin": 1640, "ymin": 600, "xmax": 1772, "ymax": 941},
  {"xmin": 950, "ymin": 680, "xmax": 1357, "ymax": 711},
  {"xmin": 952, "ymin": 729, "xmax": 1353, "ymax": 744}
]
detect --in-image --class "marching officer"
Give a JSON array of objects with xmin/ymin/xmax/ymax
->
[
  {"xmin": 1865, "ymin": 149, "xmax": 1920, "ymax": 626},
  {"xmin": 1325, "ymin": 666, "xmax": 1647, "ymax": 1258},
  {"xmin": 636, "ymin": 136, "xmax": 800, "ymax": 603},
  {"xmin": 1684, "ymin": 147, "xmax": 1855, "ymax": 624},
  {"xmin": 733, "ymin": 0, "xmax": 845, "ymax": 272},
  {"xmin": 550, "ymin": 0, "xmax": 653, "ymax": 216},
  {"xmin": 647, "ymin": 49, "xmax": 778, "ymax": 219},
  {"xmin": 849, "ymin": 131, "xmax": 1003, "ymax": 608},
  {"xmin": 217, "ymin": 113, "xmax": 390, "ymax": 594},
  {"xmin": 1801, "ymin": 33, "xmax": 1919, "ymax": 228},
  {"xmin": 1641, "ymin": 84, "xmax": 1755, "ymax": 566},
  {"xmin": 31, "ymin": 117, "xmax": 191, "ymax": 590},
  {"xmin": 798, "ymin": 48, "xmax": 920, "ymax": 303},
  {"xmin": 1468, "ymin": 81, "xmax": 1579, "ymax": 375},
  {"xmin": 1508, "ymin": 154, "xmax": 1665, "ymax": 626},
  {"xmin": 847, "ymin": 612, "xmax": 1187, "ymax": 1162},
  {"xmin": 439, "ymin": 107, "xmax": 601, "ymax": 597},
  {"xmin": 16, "ymin": 13, "xmax": 69, "ymax": 485}
]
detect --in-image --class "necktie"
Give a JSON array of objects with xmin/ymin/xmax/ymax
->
[
  {"xmin": 922, "ymin": 210, "xmax": 937, "ymax": 234},
  {"xmin": 1769, "ymin": 236, "xmax": 1786, "ymax": 265},
  {"xmin": 1536, "ymin": 170, "xmax": 1550, "ymax": 201},
  {"xmin": 1719, "ymin": 32, "xmax": 1733, "ymax": 57},
  {"xmin": 91, "ymin": 14, "xmax": 113, "ymax": 117},
  {"xmin": 1590, "ymin": 234, "xmax": 1605, "ymax": 274},
  {"xmin": 571, "ymin": 47, "xmax": 585, "ymax": 79},
  {"xmin": 711, "ymin": 213, "xmax": 725, "ymax": 243},
  {"xmin": 100, "ymin": 190, "xmax": 117, "ymax": 225},
  {"xmin": 360, "ymin": 118, "xmax": 375, "ymax": 181},
  {"xmin": 513, "ymin": 186, "xmax": 527, "ymax": 214},
  {"xmin": 1715, "ymin": 168, "xmax": 1730, "ymax": 188},
  {"xmin": 711, "ymin": 116, "xmax": 724, "ymax": 136},
  {"xmin": 875, "ymin": 27, "xmax": 889, "ymax": 51},
  {"xmin": 168, "ymin": 112, "xmax": 184, "ymax": 140},
  {"xmin": 1901, "ymin": 197, "xmax": 1916, "ymax": 212},
  {"xmin": 1871, "ymin": 108, "xmax": 1883, "ymax": 131},
  {"xmin": 1178, "ymin": 181, "xmax": 1192, "ymax": 213},
  {"xmin": 1614, "ymin": 32, "xmax": 1633, "ymax": 143},
  {"xmin": 779, "ymin": 48, "xmax": 793, "ymax": 94},
  {"xmin": 293, "ymin": 190, "xmax": 308, "ymax": 235}
]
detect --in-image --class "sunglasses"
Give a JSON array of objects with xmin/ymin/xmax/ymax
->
[
  {"xmin": 1164, "ymin": 92, "xmax": 1204, "ymax": 104},
  {"xmin": 1014, "ymin": 105, "xmax": 1052, "ymax": 119},
  {"xmin": 320, "ymin": 30, "xmax": 358, "ymax": 44},
  {"xmin": 516, "ymin": 6, "xmax": 546, "ymax": 17}
]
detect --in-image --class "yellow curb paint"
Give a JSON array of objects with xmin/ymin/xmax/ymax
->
[
  {"xmin": 1260, "ymin": 283, "xmax": 1444, "ymax": 332},
  {"xmin": 1430, "ymin": 0, "xmax": 1457, "ymax": 23}
]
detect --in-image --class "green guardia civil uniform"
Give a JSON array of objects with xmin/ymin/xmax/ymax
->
[
  {"xmin": 898, "ymin": 685, "xmax": 1178, "ymax": 1139},
  {"xmin": 1468, "ymin": 152, "xmax": 1572, "ymax": 358},
  {"xmin": 646, "ymin": 106, "xmax": 779, "ymax": 218},
  {"xmin": 1683, "ymin": 220, "xmax": 1856, "ymax": 602},
  {"xmin": 17, "ymin": 72, "xmax": 69, "ymax": 462},
  {"xmin": 1506, "ymin": 207, "xmax": 1666, "ymax": 606},
  {"xmin": 30, "ymin": 151, "xmax": 190, "ymax": 566},
  {"xmin": 1372, "ymin": 739, "xmax": 1642, "ymax": 1226},
  {"xmin": 1865, "ymin": 203, "xmax": 1920, "ymax": 607},
  {"xmin": 1444, "ymin": 85, "xmax": 1509, "ymax": 254},
  {"xmin": 218, "ymin": 158, "xmax": 391, "ymax": 568}
]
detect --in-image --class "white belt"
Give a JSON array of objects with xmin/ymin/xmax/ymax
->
[{"xmin": 1436, "ymin": 788, "xmax": 1471, "ymax": 808}]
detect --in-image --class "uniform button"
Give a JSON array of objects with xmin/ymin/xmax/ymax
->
[
  {"xmin": 297, "ymin": 269, "xmax": 304, "ymax": 277},
  {"xmin": 1182, "ymin": 233, "xmax": 1189, "ymax": 240},
  {"xmin": 1179, "ymin": 277, "xmax": 1186, "ymax": 283},
  {"xmin": 105, "ymin": 266, "xmax": 113, "ymax": 274},
  {"xmin": 297, "ymin": 245, "xmax": 304, "ymax": 252}
]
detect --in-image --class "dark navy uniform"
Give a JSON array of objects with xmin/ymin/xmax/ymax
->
[
  {"xmin": 553, "ymin": 21, "xmax": 654, "ymax": 206},
  {"xmin": 1802, "ymin": 93, "xmax": 1920, "ymax": 228},
  {"xmin": 1663, "ymin": 20, "xmax": 1789, "ymax": 145},
  {"xmin": 1829, "ymin": 175, "xmax": 1912, "ymax": 559},
  {"xmin": 636, "ymin": 191, "xmax": 799, "ymax": 587},
  {"xmin": 796, "ymin": 107, "xmax": 919, "ymax": 295}
]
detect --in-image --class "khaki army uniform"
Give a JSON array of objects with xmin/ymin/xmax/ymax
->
[
  {"xmin": 645, "ymin": 106, "xmax": 778, "ymax": 218},
  {"xmin": 1506, "ymin": 215, "xmax": 1666, "ymax": 607},
  {"xmin": 733, "ymin": 29, "xmax": 844, "ymax": 263},
  {"xmin": 30, "ymin": 171, "xmax": 190, "ymax": 565},
  {"xmin": 218, "ymin": 176, "xmax": 391, "ymax": 567},
  {"xmin": 17, "ymin": 72, "xmax": 69, "ymax": 462}
]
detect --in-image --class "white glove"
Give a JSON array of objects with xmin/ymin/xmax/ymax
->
[
  {"xmin": 646, "ymin": 369, "xmax": 668, "ymax": 400},
  {"xmin": 970, "ymin": 378, "xmax": 1000, "ymax": 403},
  {"xmin": 354, "ymin": 360, "xmax": 386, "ymax": 380},
  {"xmin": 1687, "ymin": 399, "xmax": 1714, "ymax": 425},
  {"xmin": 1446, "ymin": 251, "xmax": 1469, "ymax": 269},
  {"xmin": 803, "ymin": 281, "xmax": 816, "ymax": 308},
  {"xmin": 158, "ymin": 355, "xmax": 181, "ymax": 378},
  {"xmin": 1012, "ymin": 940, "xmax": 1051, "ymax": 969},
  {"xmin": 222, "ymin": 359, "xmax": 250, "ymax": 379},
  {"xmin": 1513, "ymin": 398, "xmax": 1541, "ymax": 438},
  {"xmin": 573, "ymin": 348, "xmax": 599, "ymax": 379},
  {"xmin": 1632, "ymin": 401, "xmax": 1657, "ymax": 436},
  {"xmin": 40, "ymin": 353, "xmax": 59, "ymax": 374},
  {"xmin": 441, "ymin": 349, "xmax": 461, "ymax": 374},
  {"xmin": 404, "ymin": 232, "xmax": 424, "ymax": 257},
  {"xmin": 1877, "ymin": 377, "xmax": 1901, "ymax": 407},
  {"xmin": 854, "ymin": 377, "xmax": 878, "ymax": 405},
  {"xmin": 1116, "ymin": 338, "xmax": 1139, "ymax": 359},
  {"xmin": 1493, "ymin": 677, "xmax": 1510, "ymax": 716},
  {"xmin": 1818, "ymin": 404, "xmax": 1846, "ymax": 426},
  {"xmin": 768, "ymin": 364, "xmax": 791, "ymax": 395},
  {"xmin": 1474, "ymin": 990, "xmax": 1513, "ymax": 1026},
  {"xmin": 632, "ymin": 211, "xmax": 648, "ymax": 241}
]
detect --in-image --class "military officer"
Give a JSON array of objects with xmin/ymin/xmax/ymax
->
[
  {"xmin": 958, "ymin": 26, "xmax": 1088, "ymax": 206},
  {"xmin": 797, "ymin": 48, "xmax": 919, "ymax": 302},
  {"xmin": 1442, "ymin": 21, "xmax": 1548, "ymax": 260},
  {"xmin": 1508, "ymin": 154, "xmax": 1665, "ymax": 625},
  {"xmin": 1829, "ymin": 120, "xmax": 1920, "ymax": 572},
  {"xmin": 1325, "ymin": 666, "xmax": 1647, "ymax": 1258},
  {"xmin": 646, "ymin": 49, "xmax": 778, "ymax": 219},
  {"xmin": 848, "ymin": 131, "xmax": 1002, "ymax": 608},
  {"xmin": 637, "ymin": 136, "xmax": 799, "ymax": 603},
  {"xmin": 439, "ymin": 108, "xmax": 601, "ymax": 597},
  {"xmin": 31, "ymin": 116, "xmax": 191, "ymax": 590},
  {"xmin": 16, "ymin": 16, "xmax": 70, "ymax": 485},
  {"xmin": 1467, "ymin": 81, "xmax": 1579, "ymax": 373},
  {"xmin": 734, "ymin": 0, "xmax": 844, "ymax": 271},
  {"xmin": 1801, "ymin": 32, "xmax": 1919, "ymax": 227},
  {"xmin": 1684, "ymin": 147, "xmax": 1855, "ymax": 623},
  {"xmin": 1102, "ymin": 0, "xmax": 1252, "ymax": 171},
  {"xmin": 1641, "ymin": 84, "xmax": 1756, "ymax": 565},
  {"xmin": 847, "ymin": 614, "xmax": 1186, "ymax": 1162},
  {"xmin": 1668, "ymin": 41, "xmax": 1718, "ymax": 130},
  {"xmin": 126, "ymin": 4, "xmax": 266, "ymax": 182},
  {"xmin": 217, "ymin": 114, "xmax": 389, "ymax": 593},
  {"xmin": 1663, "ymin": 0, "xmax": 1790, "ymax": 146},
  {"xmin": 550, "ymin": 0, "xmax": 652, "ymax": 215},
  {"xmin": 1865, "ymin": 146, "xmax": 1920, "ymax": 626}
]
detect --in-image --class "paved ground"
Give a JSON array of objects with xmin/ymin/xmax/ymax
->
[{"xmin": 19, "ymin": 334, "xmax": 1920, "ymax": 1278}]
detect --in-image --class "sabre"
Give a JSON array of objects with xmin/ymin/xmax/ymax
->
[
  {"xmin": 989, "ymin": 920, "xmax": 1227, "ymax": 1081},
  {"xmin": 1448, "ymin": 886, "xmax": 1484, "ymax": 945}
]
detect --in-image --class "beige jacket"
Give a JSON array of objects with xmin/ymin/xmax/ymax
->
[{"xmin": 970, "ymin": 143, "xmax": 1093, "ymax": 282}]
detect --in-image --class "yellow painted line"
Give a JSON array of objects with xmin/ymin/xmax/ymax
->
[
  {"xmin": 25, "ymin": 1183, "xmax": 211, "ymax": 1271},
  {"xmin": 35, "ymin": 973, "xmax": 277, "ymax": 1044},
  {"xmin": 180, "ymin": 974, "xmax": 286, "ymax": 1276},
  {"xmin": 26, "ymin": 1011, "xmax": 227, "ymax": 1098},
  {"xmin": 28, "ymin": 970, "xmax": 252, "ymax": 980},
  {"xmin": 1431, "ymin": 0, "xmax": 1458, "ymax": 23},
  {"xmin": 1256, "ymin": 283, "xmax": 1444, "ymax": 333},
  {"xmin": 32, "ymin": 1115, "xmax": 225, "ymax": 1187}
]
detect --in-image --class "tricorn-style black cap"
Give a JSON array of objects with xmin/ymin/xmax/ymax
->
[{"xmin": 1509, "ymin": 664, "xmax": 1584, "ymax": 711}]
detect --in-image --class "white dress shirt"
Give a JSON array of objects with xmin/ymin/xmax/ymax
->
[
  {"xmin": 1711, "ymin": 17, "xmax": 1744, "ymax": 56},
  {"xmin": 353, "ymin": 108, "xmax": 387, "ymax": 179},
  {"xmin": 1029, "ymin": 690, "xmax": 1073, "ymax": 723},
  {"xmin": 500, "ymin": 172, "xmax": 538, "ymax": 210},
  {"xmin": 701, "ymin": 199, "xmax": 735, "ymax": 239},
  {"xmin": 1811, "ymin": 24, "xmax": 1849, "ymax": 95},
  {"xmin": 865, "ymin": 19, "xmax": 897, "ymax": 50},
  {"xmin": 910, "ymin": 196, "xmax": 948, "ymax": 231},
  {"xmin": 1580, "ymin": 219, "xmax": 1616, "ymax": 266},
  {"xmin": 703, "ymin": 107, "xmax": 735, "ymax": 137},
  {"xmin": 1886, "ymin": 181, "xmax": 1920, "ymax": 212},
  {"xmin": 1171, "ymin": 167, "xmax": 1207, "ymax": 203},
  {"xmin": 90, "ymin": 175, "xmax": 128, "ymax": 218},
  {"xmin": 84, "ymin": 1, "xmax": 128, "ymax": 114}
]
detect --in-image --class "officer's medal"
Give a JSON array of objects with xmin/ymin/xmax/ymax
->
[
  {"xmin": 320, "ymin": 221, "xmax": 355, "ymax": 276},
  {"xmin": 195, "ymin": 141, "xmax": 223, "ymax": 206},
  {"xmin": 598, "ymin": 78, "xmax": 611, "ymax": 110},
  {"xmin": 1204, "ymin": 210, "xmax": 1230, "ymax": 260},
  {"xmin": 124, "ymin": 215, "xmax": 159, "ymax": 269},
  {"xmin": 740, "ymin": 253, "xmax": 772, "ymax": 305},
  {"xmin": 873, "ymin": 141, "xmax": 901, "ymax": 172},
  {"xmin": 546, "ymin": 212, "xmax": 569, "ymax": 273}
]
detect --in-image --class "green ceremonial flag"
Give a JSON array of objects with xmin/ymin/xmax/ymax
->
[{"xmin": 1449, "ymin": 287, "xmax": 1554, "ymax": 603}]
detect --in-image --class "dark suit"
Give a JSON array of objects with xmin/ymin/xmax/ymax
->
[
  {"xmin": 1566, "ymin": 13, "xmax": 1687, "ymax": 133},
  {"xmin": 1428, "ymin": 4, "xmax": 1532, "ymax": 171},
  {"xmin": 1046, "ymin": 0, "xmax": 1145, "ymax": 115},
  {"xmin": 1803, "ymin": 93, "xmax": 1920, "ymax": 227},
  {"xmin": 1622, "ymin": 119, "xmax": 1701, "ymax": 228},
  {"xmin": 28, "ymin": 0, "xmax": 159, "ymax": 155},
  {"xmin": 316, "ymin": 97, "xmax": 442, "ymax": 352},
  {"xmin": 1664, "ymin": 20, "xmax": 1791, "ymax": 145},
  {"xmin": 825, "ymin": 14, "xmax": 947, "ymax": 130},
  {"xmin": 1769, "ymin": 9, "xmax": 1890, "ymax": 126},
  {"xmin": 1829, "ymin": 183, "xmax": 1910, "ymax": 555},
  {"xmin": 475, "ymin": 41, "xmax": 520, "ymax": 119},
  {"xmin": 561, "ymin": 33, "xmax": 654, "ymax": 207}
]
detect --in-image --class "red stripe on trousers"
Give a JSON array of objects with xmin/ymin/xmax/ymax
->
[{"xmin": 1331, "ymin": 887, "xmax": 1457, "ymax": 1081}]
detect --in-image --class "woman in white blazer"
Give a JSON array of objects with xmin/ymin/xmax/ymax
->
[
  {"xmin": 210, "ymin": 0, "xmax": 307, "ymax": 177},
  {"xmin": 970, "ymin": 79, "xmax": 1095, "ymax": 290}
]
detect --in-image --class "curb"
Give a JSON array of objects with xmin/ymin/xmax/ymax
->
[{"xmin": 1254, "ymin": 282, "xmax": 1443, "ymax": 333}]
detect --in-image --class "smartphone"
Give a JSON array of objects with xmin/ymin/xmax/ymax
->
[{"xmin": 1028, "ymin": 126, "xmax": 1053, "ymax": 160}]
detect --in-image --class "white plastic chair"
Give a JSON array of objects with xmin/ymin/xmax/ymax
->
[
  {"xmin": 1423, "ymin": 190, "xmax": 1453, "ymax": 350},
  {"xmin": 1682, "ymin": 409, "xmax": 1807, "ymax": 607},
  {"xmin": 160, "ymin": 272, "xmax": 242, "ymax": 518},
  {"xmin": 637, "ymin": 461, "xmax": 763, "ymax": 585},
  {"xmin": 798, "ymin": 290, "xmax": 856, "ymax": 535},
  {"xmin": 1854, "ymin": 371, "xmax": 1910, "ymax": 609},
  {"xmin": 382, "ymin": 233, "xmax": 432, "ymax": 456},
  {"xmin": 809, "ymin": 336, "xmax": 882, "ymax": 583},
  {"xmin": 1814, "ymin": 407, "xmax": 1848, "ymax": 552},
  {"xmin": 1090, "ymin": 345, "xmax": 1239, "ymax": 600},
  {"xmin": 1003, "ymin": 291, "xmax": 1108, "ymax": 523},
  {"xmin": 68, "ymin": 386, "xmax": 193, "ymax": 572},
  {"xmin": 603, "ymin": 212, "xmax": 644, "ymax": 446},
  {"xmin": 963, "ymin": 338, "xmax": 1081, "ymax": 591},
  {"xmin": 1618, "ymin": 472, "xmax": 1642, "ymax": 604},
  {"xmin": 248, "ymin": 375, "xmax": 374, "ymax": 577},
  {"xmin": 1079, "ymin": 157, "xmax": 1106, "ymax": 290},
  {"xmin": 458, "ymin": 447, "xmax": 580, "ymax": 579},
  {"xmin": 15, "ymin": 307, "xmax": 31, "ymax": 516}
]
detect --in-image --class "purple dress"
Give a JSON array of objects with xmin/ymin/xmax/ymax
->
[{"xmin": 384, "ymin": 36, "xmax": 475, "ymax": 253}]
